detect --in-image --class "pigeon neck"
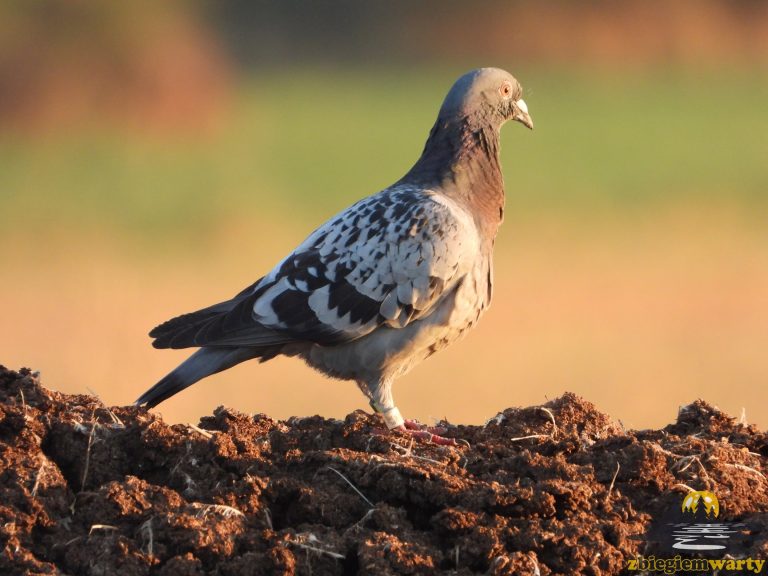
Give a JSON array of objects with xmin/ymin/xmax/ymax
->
[{"xmin": 403, "ymin": 115, "xmax": 505, "ymax": 236}]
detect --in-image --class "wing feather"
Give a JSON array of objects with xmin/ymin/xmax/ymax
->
[
  {"xmin": 249, "ymin": 186, "xmax": 478, "ymax": 343},
  {"xmin": 152, "ymin": 186, "xmax": 479, "ymax": 350}
]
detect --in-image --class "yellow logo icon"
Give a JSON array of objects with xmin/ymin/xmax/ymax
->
[{"xmin": 681, "ymin": 491, "xmax": 719, "ymax": 518}]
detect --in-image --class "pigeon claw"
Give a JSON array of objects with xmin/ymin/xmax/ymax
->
[
  {"xmin": 403, "ymin": 419, "xmax": 448, "ymax": 435},
  {"xmin": 396, "ymin": 420, "xmax": 470, "ymax": 448}
]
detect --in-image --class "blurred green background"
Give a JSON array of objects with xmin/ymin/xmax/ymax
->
[{"xmin": 2, "ymin": 0, "xmax": 766, "ymax": 429}]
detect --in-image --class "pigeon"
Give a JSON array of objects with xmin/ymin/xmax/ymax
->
[{"xmin": 136, "ymin": 67, "xmax": 533, "ymax": 445}]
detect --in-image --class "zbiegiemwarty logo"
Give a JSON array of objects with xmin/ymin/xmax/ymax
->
[{"xmin": 628, "ymin": 489, "xmax": 763, "ymax": 574}]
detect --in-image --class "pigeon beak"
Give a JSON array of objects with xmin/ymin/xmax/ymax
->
[{"xmin": 513, "ymin": 98, "xmax": 533, "ymax": 130}]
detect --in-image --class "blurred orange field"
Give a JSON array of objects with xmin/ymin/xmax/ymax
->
[{"xmin": 3, "ymin": 204, "xmax": 766, "ymax": 431}]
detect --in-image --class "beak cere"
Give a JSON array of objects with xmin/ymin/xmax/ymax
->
[{"xmin": 513, "ymin": 98, "xmax": 533, "ymax": 130}]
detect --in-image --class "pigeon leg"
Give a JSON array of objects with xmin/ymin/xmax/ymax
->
[{"xmin": 367, "ymin": 380, "xmax": 469, "ymax": 447}]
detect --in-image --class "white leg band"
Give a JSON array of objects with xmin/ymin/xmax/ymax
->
[{"xmin": 380, "ymin": 406, "xmax": 405, "ymax": 429}]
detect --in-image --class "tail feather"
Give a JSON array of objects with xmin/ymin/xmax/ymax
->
[
  {"xmin": 149, "ymin": 304, "xmax": 232, "ymax": 346},
  {"xmin": 149, "ymin": 284, "xmax": 285, "ymax": 350},
  {"xmin": 135, "ymin": 347, "xmax": 263, "ymax": 408},
  {"xmin": 149, "ymin": 280, "xmax": 263, "ymax": 343}
]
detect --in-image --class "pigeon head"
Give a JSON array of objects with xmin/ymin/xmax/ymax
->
[
  {"xmin": 402, "ymin": 67, "xmax": 531, "ymax": 211},
  {"xmin": 439, "ymin": 68, "xmax": 533, "ymax": 130}
]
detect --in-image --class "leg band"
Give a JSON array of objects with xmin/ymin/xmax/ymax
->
[
  {"xmin": 370, "ymin": 401, "xmax": 405, "ymax": 429},
  {"xmin": 380, "ymin": 406, "xmax": 405, "ymax": 429}
]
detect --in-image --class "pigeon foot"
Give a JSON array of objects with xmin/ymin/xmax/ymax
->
[
  {"xmin": 403, "ymin": 419, "xmax": 448, "ymax": 435},
  {"xmin": 396, "ymin": 420, "xmax": 470, "ymax": 448}
]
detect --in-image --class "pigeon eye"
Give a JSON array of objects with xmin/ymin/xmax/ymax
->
[{"xmin": 499, "ymin": 83, "xmax": 512, "ymax": 98}]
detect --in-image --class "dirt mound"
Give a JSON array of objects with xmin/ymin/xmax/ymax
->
[{"xmin": 1, "ymin": 365, "xmax": 767, "ymax": 575}]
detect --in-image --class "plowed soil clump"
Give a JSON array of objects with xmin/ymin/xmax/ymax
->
[{"xmin": 1, "ymin": 365, "xmax": 767, "ymax": 575}]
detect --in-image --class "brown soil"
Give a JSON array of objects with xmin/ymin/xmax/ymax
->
[{"xmin": 1, "ymin": 365, "xmax": 767, "ymax": 576}]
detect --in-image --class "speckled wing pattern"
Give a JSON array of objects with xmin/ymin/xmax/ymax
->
[{"xmin": 206, "ymin": 186, "xmax": 477, "ymax": 348}]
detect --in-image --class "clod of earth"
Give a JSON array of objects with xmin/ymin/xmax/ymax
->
[{"xmin": 1, "ymin": 365, "xmax": 767, "ymax": 575}]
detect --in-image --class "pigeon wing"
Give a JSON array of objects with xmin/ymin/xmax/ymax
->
[{"xmin": 185, "ymin": 186, "xmax": 479, "ymax": 348}]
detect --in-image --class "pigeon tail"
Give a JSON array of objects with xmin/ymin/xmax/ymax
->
[
  {"xmin": 135, "ymin": 347, "xmax": 262, "ymax": 408},
  {"xmin": 150, "ymin": 309, "xmax": 225, "ymax": 347}
]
